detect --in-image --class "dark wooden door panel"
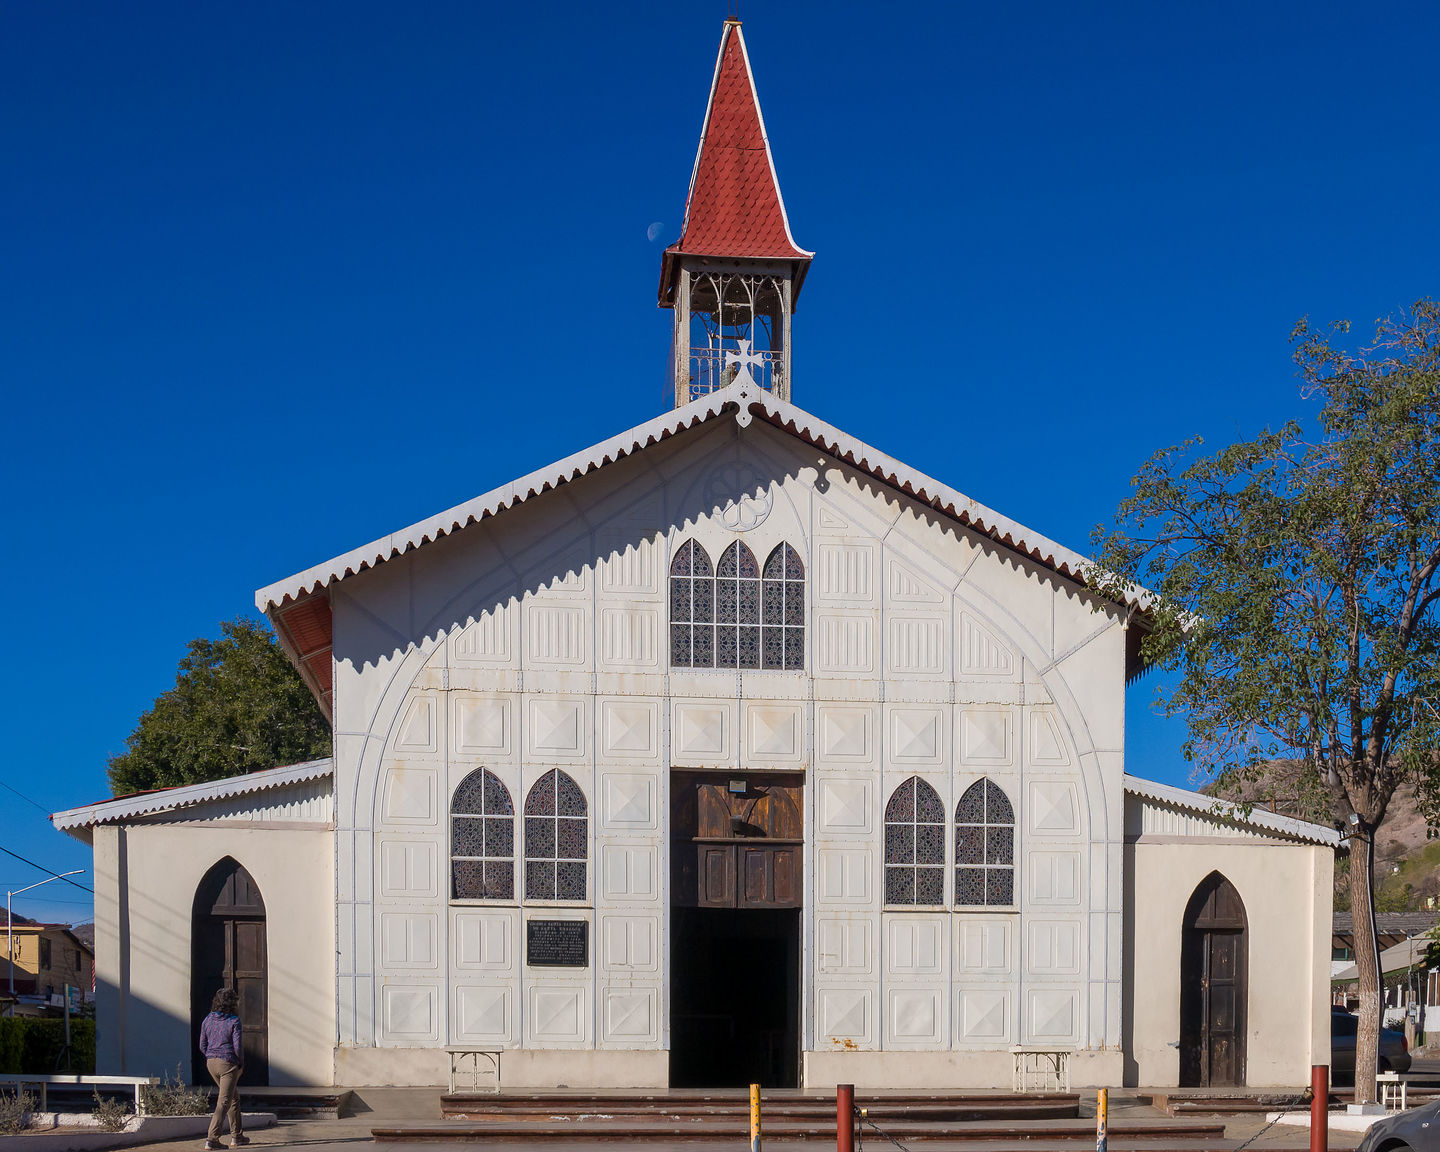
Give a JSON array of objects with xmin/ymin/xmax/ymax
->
[
  {"xmin": 672, "ymin": 772, "xmax": 804, "ymax": 909},
  {"xmin": 700, "ymin": 845, "xmax": 736, "ymax": 908},
  {"xmin": 1180, "ymin": 874, "xmax": 1247, "ymax": 1088}
]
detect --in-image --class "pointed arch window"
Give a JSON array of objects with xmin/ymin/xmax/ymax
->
[
  {"xmin": 955, "ymin": 779, "xmax": 1015, "ymax": 907},
  {"xmin": 716, "ymin": 541, "xmax": 761, "ymax": 667},
  {"xmin": 524, "ymin": 769, "xmax": 588, "ymax": 901},
  {"xmin": 884, "ymin": 776, "xmax": 946, "ymax": 906},
  {"xmin": 670, "ymin": 539, "xmax": 715, "ymax": 667},
  {"xmin": 451, "ymin": 769, "xmax": 514, "ymax": 901},
  {"xmin": 761, "ymin": 543, "xmax": 804, "ymax": 669}
]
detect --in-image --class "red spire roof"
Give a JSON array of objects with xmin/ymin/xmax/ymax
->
[{"xmin": 659, "ymin": 20, "xmax": 812, "ymax": 302}]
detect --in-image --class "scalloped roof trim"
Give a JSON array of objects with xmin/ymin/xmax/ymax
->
[
  {"xmin": 256, "ymin": 381, "xmax": 1114, "ymax": 612},
  {"xmin": 51, "ymin": 758, "xmax": 333, "ymax": 831},
  {"xmin": 1124, "ymin": 772, "xmax": 1341, "ymax": 847}
]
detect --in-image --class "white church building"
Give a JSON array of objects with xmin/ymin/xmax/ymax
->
[{"xmin": 55, "ymin": 19, "xmax": 1338, "ymax": 1094}]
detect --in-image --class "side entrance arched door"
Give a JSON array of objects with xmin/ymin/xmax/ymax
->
[
  {"xmin": 191, "ymin": 858, "xmax": 269, "ymax": 1086},
  {"xmin": 1179, "ymin": 872, "xmax": 1247, "ymax": 1086}
]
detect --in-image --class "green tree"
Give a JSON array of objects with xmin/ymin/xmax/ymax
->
[
  {"xmin": 1091, "ymin": 300, "xmax": 1440, "ymax": 1102},
  {"xmin": 107, "ymin": 617, "xmax": 331, "ymax": 796}
]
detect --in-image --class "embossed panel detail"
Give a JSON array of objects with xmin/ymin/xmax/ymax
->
[
  {"xmin": 817, "ymin": 506, "xmax": 851, "ymax": 530},
  {"xmin": 1027, "ymin": 988, "xmax": 1079, "ymax": 1042},
  {"xmin": 816, "ymin": 543, "xmax": 875, "ymax": 601},
  {"xmin": 675, "ymin": 704, "xmax": 729, "ymax": 758},
  {"xmin": 526, "ymin": 605, "xmax": 587, "ymax": 665},
  {"xmin": 455, "ymin": 913, "xmax": 512, "ymax": 970},
  {"xmin": 529, "ymin": 986, "xmax": 585, "ymax": 1042},
  {"xmin": 818, "ymin": 849, "xmax": 872, "ymax": 903},
  {"xmin": 382, "ymin": 985, "xmax": 437, "ymax": 1040},
  {"xmin": 380, "ymin": 840, "xmax": 438, "ymax": 899},
  {"xmin": 960, "ymin": 709, "xmax": 1011, "ymax": 765},
  {"xmin": 890, "ymin": 708, "xmax": 943, "ymax": 764},
  {"xmin": 600, "ymin": 532, "xmax": 659, "ymax": 593},
  {"xmin": 1029, "ymin": 920, "xmax": 1082, "ymax": 974},
  {"xmin": 602, "ymin": 701, "xmax": 657, "ymax": 757},
  {"xmin": 1029, "ymin": 781, "xmax": 1079, "ymax": 835},
  {"xmin": 886, "ymin": 988, "xmax": 942, "ymax": 1044},
  {"xmin": 1029, "ymin": 852, "xmax": 1082, "ymax": 905},
  {"xmin": 888, "ymin": 559, "xmax": 945, "ymax": 604},
  {"xmin": 602, "ymin": 916, "xmax": 658, "ymax": 971},
  {"xmin": 380, "ymin": 912, "xmax": 438, "ymax": 969},
  {"xmin": 600, "ymin": 608, "xmax": 659, "ymax": 668},
  {"xmin": 747, "ymin": 704, "xmax": 800, "ymax": 761},
  {"xmin": 886, "ymin": 916, "xmax": 944, "ymax": 975},
  {"xmin": 382, "ymin": 766, "xmax": 436, "ymax": 823},
  {"xmin": 454, "ymin": 985, "xmax": 510, "ymax": 1043},
  {"xmin": 816, "ymin": 614, "xmax": 874, "ymax": 673},
  {"xmin": 395, "ymin": 696, "xmax": 438, "ymax": 753},
  {"xmin": 604, "ymin": 988, "xmax": 657, "ymax": 1041},
  {"xmin": 959, "ymin": 612, "xmax": 1015, "ymax": 677},
  {"xmin": 602, "ymin": 774, "xmax": 656, "ymax": 829},
  {"xmin": 819, "ymin": 780, "xmax": 871, "ymax": 834},
  {"xmin": 1029, "ymin": 711, "xmax": 1069, "ymax": 763},
  {"xmin": 454, "ymin": 697, "xmax": 509, "ymax": 755},
  {"xmin": 528, "ymin": 698, "xmax": 584, "ymax": 757},
  {"xmin": 818, "ymin": 987, "xmax": 871, "ymax": 1043},
  {"xmin": 818, "ymin": 707, "xmax": 871, "ymax": 761},
  {"xmin": 956, "ymin": 919, "xmax": 1011, "ymax": 974},
  {"xmin": 888, "ymin": 616, "xmax": 946, "ymax": 675},
  {"xmin": 959, "ymin": 990, "xmax": 1010, "ymax": 1041},
  {"xmin": 817, "ymin": 917, "xmax": 873, "ymax": 974},
  {"xmin": 453, "ymin": 610, "xmax": 511, "ymax": 664},
  {"xmin": 601, "ymin": 844, "xmax": 658, "ymax": 901}
]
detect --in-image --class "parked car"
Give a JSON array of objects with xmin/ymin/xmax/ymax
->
[
  {"xmin": 1331, "ymin": 1005, "xmax": 1412, "ymax": 1083},
  {"xmin": 1355, "ymin": 1094, "xmax": 1440, "ymax": 1152}
]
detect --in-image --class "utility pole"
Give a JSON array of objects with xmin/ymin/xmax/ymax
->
[{"xmin": 6, "ymin": 871, "xmax": 85, "ymax": 996}]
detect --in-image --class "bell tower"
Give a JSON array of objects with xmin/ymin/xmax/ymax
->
[{"xmin": 659, "ymin": 19, "xmax": 813, "ymax": 409}]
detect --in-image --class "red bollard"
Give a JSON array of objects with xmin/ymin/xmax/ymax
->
[
  {"xmin": 1310, "ymin": 1065, "xmax": 1328, "ymax": 1152},
  {"xmin": 837, "ymin": 1084, "xmax": 854, "ymax": 1152}
]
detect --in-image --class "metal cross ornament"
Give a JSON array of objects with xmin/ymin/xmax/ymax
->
[{"xmin": 725, "ymin": 339, "xmax": 765, "ymax": 389}]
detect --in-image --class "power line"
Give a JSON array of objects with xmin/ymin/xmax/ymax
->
[
  {"xmin": 0, "ymin": 779, "xmax": 51, "ymax": 815},
  {"xmin": 0, "ymin": 845, "xmax": 94, "ymax": 893}
]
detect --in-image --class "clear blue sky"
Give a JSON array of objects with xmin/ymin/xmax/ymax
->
[{"xmin": 3, "ymin": 1, "xmax": 1436, "ymax": 925}]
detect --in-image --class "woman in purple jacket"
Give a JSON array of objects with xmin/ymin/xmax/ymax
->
[{"xmin": 197, "ymin": 988, "xmax": 250, "ymax": 1150}]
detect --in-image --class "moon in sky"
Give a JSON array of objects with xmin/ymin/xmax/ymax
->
[{"xmin": 646, "ymin": 221, "xmax": 664, "ymax": 242}]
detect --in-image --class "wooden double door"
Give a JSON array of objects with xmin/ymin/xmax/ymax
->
[
  {"xmin": 1179, "ymin": 873, "xmax": 1247, "ymax": 1087},
  {"xmin": 191, "ymin": 858, "xmax": 269, "ymax": 1086},
  {"xmin": 671, "ymin": 770, "xmax": 803, "ymax": 909}
]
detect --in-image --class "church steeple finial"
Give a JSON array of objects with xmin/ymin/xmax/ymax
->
[{"xmin": 660, "ymin": 19, "xmax": 813, "ymax": 409}]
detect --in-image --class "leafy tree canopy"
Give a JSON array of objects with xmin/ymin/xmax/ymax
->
[
  {"xmin": 1092, "ymin": 298, "xmax": 1440, "ymax": 1101},
  {"xmin": 107, "ymin": 617, "xmax": 331, "ymax": 796}
]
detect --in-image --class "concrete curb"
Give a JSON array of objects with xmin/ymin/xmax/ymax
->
[{"xmin": 14, "ymin": 1110, "xmax": 275, "ymax": 1151}]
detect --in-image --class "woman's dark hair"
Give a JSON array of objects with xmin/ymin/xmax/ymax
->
[{"xmin": 211, "ymin": 987, "xmax": 239, "ymax": 1015}]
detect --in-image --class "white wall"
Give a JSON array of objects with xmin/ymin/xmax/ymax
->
[
  {"xmin": 323, "ymin": 415, "xmax": 1130, "ymax": 1086},
  {"xmin": 92, "ymin": 821, "xmax": 334, "ymax": 1086},
  {"xmin": 1123, "ymin": 836, "xmax": 1332, "ymax": 1087}
]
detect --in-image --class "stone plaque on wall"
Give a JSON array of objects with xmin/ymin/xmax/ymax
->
[{"xmin": 526, "ymin": 920, "xmax": 588, "ymax": 968}]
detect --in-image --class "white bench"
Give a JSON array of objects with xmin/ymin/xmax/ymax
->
[
  {"xmin": 1378, "ymin": 1071, "xmax": 1407, "ymax": 1112},
  {"xmin": 445, "ymin": 1048, "xmax": 500, "ymax": 1094},
  {"xmin": 1009, "ymin": 1046, "xmax": 1071, "ymax": 1093},
  {"xmin": 0, "ymin": 1074, "xmax": 158, "ymax": 1114}
]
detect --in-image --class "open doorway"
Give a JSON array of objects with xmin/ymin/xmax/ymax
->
[{"xmin": 670, "ymin": 906, "xmax": 799, "ymax": 1087}]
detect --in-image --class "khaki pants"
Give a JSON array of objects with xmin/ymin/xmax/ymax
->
[{"xmin": 206, "ymin": 1058, "xmax": 243, "ymax": 1141}]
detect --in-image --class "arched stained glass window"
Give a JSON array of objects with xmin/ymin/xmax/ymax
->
[
  {"xmin": 955, "ymin": 779, "xmax": 1015, "ymax": 907},
  {"xmin": 884, "ymin": 776, "xmax": 946, "ymax": 905},
  {"xmin": 523, "ymin": 769, "xmax": 588, "ymax": 901},
  {"xmin": 670, "ymin": 540, "xmax": 715, "ymax": 667},
  {"xmin": 451, "ymin": 769, "xmax": 514, "ymax": 900},
  {"xmin": 716, "ymin": 541, "xmax": 761, "ymax": 667},
  {"xmin": 761, "ymin": 543, "xmax": 804, "ymax": 669}
]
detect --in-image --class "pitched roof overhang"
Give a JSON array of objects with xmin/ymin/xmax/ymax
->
[
  {"xmin": 1124, "ymin": 773, "xmax": 1343, "ymax": 848},
  {"xmin": 256, "ymin": 380, "xmax": 1154, "ymax": 721},
  {"xmin": 658, "ymin": 19, "xmax": 813, "ymax": 306},
  {"xmin": 51, "ymin": 758, "xmax": 333, "ymax": 835}
]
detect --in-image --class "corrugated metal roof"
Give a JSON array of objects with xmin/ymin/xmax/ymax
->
[
  {"xmin": 1124, "ymin": 773, "xmax": 1342, "ymax": 847},
  {"xmin": 50, "ymin": 758, "xmax": 333, "ymax": 832},
  {"xmin": 256, "ymin": 380, "xmax": 1116, "ymax": 612}
]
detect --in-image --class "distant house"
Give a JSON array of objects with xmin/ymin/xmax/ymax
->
[
  {"xmin": 3, "ymin": 922, "xmax": 94, "ymax": 1004},
  {"xmin": 1332, "ymin": 912, "xmax": 1440, "ymax": 1031}
]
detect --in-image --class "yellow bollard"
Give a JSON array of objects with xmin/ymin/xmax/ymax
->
[
  {"xmin": 1096, "ymin": 1088, "xmax": 1107, "ymax": 1152},
  {"xmin": 751, "ymin": 1083, "xmax": 762, "ymax": 1152}
]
